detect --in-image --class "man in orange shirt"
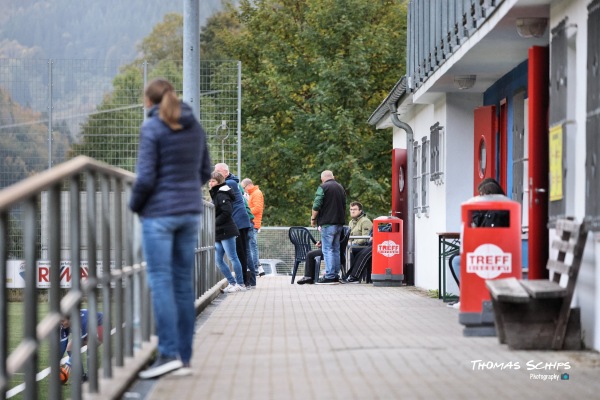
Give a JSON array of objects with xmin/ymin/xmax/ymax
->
[{"xmin": 242, "ymin": 178, "xmax": 265, "ymax": 276}]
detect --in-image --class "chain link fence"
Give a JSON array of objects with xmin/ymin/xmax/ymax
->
[
  {"xmin": 256, "ymin": 227, "xmax": 322, "ymax": 276},
  {"xmin": 0, "ymin": 58, "xmax": 241, "ymax": 258}
]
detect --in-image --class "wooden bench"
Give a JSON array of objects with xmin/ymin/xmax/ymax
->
[{"xmin": 485, "ymin": 218, "xmax": 588, "ymax": 350}]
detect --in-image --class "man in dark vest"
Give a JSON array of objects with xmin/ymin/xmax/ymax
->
[{"xmin": 310, "ymin": 170, "xmax": 346, "ymax": 284}]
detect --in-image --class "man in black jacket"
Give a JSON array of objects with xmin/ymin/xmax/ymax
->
[{"xmin": 310, "ymin": 170, "xmax": 346, "ymax": 284}]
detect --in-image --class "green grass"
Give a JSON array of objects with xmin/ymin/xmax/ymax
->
[{"xmin": 7, "ymin": 301, "xmax": 107, "ymax": 400}]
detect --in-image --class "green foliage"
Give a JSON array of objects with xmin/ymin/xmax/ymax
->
[
  {"xmin": 138, "ymin": 13, "xmax": 184, "ymax": 61},
  {"xmin": 219, "ymin": 0, "xmax": 407, "ymax": 225}
]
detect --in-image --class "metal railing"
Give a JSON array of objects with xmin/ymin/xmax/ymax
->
[{"xmin": 0, "ymin": 156, "xmax": 219, "ymax": 400}]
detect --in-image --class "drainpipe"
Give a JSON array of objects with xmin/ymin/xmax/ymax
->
[{"xmin": 387, "ymin": 103, "xmax": 415, "ymax": 267}]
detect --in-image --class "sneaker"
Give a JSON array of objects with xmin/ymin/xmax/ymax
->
[
  {"xmin": 452, "ymin": 302, "xmax": 461, "ymax": 310},
  {"xmin": 258, "ymin": 265, "xmax": 266, "ymax": 277},
  {"xmin": 138, "ymin": 356, "xmax": 182, "ymax": 379},
  {"xmin": 297, "ymin": 276, "xmax": 314, "ymax": 285},
  {"xmin": 315, "ymin": 277, "xmax": 340, "ymax": 285},
  {"xmin": 246, "ymin": 285, "xmax": 256, "ymax": 290},
  {"xmin": 341, "ymin": 276, "xmax": 360, "ymax": 284},
  {"xmin": 172, "ymin": 363, "xmax": 192, "ymax": 377},
  {"xmin": 222, "ymin": 283, "xmax": 238, "ymax": 293},
  {"xmin": 236, "ymin": 284, "xmax": 247, "ymax": 292}
]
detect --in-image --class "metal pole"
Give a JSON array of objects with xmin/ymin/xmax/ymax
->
[
  {"xmin": 48, "ymin": 60, "xmax": 53, "ymax": 169},
  {"xmin": 237, "ymin": 61, "xmax": 242, "ymax": 178},
  {"xmin": 183, "ymin": 0, "xmax": 201, "ymax": 120},
  {"xmin": 143, "ymin": 61, "xmax": 148, "ymax": 120}
]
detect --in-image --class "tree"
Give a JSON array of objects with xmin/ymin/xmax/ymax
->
[
  {"xmin": 219, "ymin": 0, "xmax": 407, "ymax": 225},
  {"xmin": 138, "ymin": 13, "xmax": 184, "ymax": 62}
]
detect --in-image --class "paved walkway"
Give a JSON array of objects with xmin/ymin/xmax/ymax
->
[{"xmin": 142, "ymin": 276, "xmax": 600, "ymax": 400}]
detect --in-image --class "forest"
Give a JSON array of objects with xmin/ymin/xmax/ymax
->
[{"xmin": 1, "ymin": 0, "xmax": 407, "ymax": 226}]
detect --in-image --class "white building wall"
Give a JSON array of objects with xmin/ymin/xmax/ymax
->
[
  {"xmin": 551, "ymin": 0, "xmax": 599, "ymax": 351},
  {"xmin": 395, "ymin": 93, "xmax": 481, "ymax": 292}
]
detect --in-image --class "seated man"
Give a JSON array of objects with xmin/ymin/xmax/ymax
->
[
  {"xmin": 297, "ymin": 238, "xmax": 347, "ymax": 285},
  {"xmin": 348, "ymin": 201, "xmax": 373, "ymax": 266},
  {"xmin": 342, "ymin": 234, "xmax": 373, "ymax": 284},
  {"xmin": 449, "ymin": 177, "xmax": 508, "ymax": 308}
]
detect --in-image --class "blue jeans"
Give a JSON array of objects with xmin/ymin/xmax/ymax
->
[
  {"xmin": 247, "ymin": 227, "xmax": 260, "ymax": 277},
  {"xmin": 142, "ymin": 213, "xmax": 200, "ymax": 364},
  {"xmin": 321, "ymin": 224, "xmax": 343, "ymax": 279},
  {"xmin": 215, "ymin": 236, "xmax": 245, "ymax": 286}
]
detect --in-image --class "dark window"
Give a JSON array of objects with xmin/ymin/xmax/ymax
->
[
  {"xmin": 421, "ymin": 136, "xmax": 430, "ymax": 213},
  {"xmin": 586, "ymin": 2, "xmax": 600, "ymax": 231},
  {"xmin": 549, "ymin": 18, "xmax": 569, "ymax": 222},
  {"xmin": 430, "ymin": 123, "xmax": 444, "ymax": 183}
]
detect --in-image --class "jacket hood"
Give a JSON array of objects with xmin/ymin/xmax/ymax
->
[
  {"xmin": 226, "ymin": 173, "xmax": 240, "ymax": 183},
  {"xmin": 147, "ymin": 101, "xmax": 196, "ymax": 129},
  {"xmin": 210, "ymin": 182, "xmax": 235, "ymax": 201}
]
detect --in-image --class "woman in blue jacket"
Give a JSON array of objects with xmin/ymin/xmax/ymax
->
[
  {"xmin": 209, "ymin": 171, "xmax": 247, "ymax": 293},
  {"xmin": 130, "ymin": 78, "xmax": 211, "ymax": 379}
]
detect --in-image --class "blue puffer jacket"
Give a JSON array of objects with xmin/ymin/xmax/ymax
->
[
  {"xmin": 224, "ymin": 173, "xmax": 253, "ymax": 230},
  {"xmin": 129, "ymin": 102, "xmax": 212, "ymax": 217}
]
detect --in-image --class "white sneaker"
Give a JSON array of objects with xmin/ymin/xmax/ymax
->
[
  {"xmin": 223, "ymin": 284, "xmax": 238, "ymax": 293},
  {"xmin": 172, "ymin": 365, "xmax": 193, "ymax": 376},
  {"xmin": 452, "ymin": 302, "xmax": 461, "ymax": 310},
  {"xmin": 236, "ymin": 284, "xmax": 247, "ymax": 292},
  {"xmin": 258, "ymin": 265, "xmax": 266, "ymax": 277}
]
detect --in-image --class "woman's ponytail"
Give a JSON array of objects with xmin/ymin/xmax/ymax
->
[{"xmin": 144, "ymin": 78, "xmax": 182, "ymax": 130}]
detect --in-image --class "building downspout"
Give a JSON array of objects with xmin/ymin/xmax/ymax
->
[{"xmin": 387, "ymin": 103, "xmax": 415, "ymax": 266}]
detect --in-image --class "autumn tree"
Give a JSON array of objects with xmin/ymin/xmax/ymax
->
[{"xmin": 218, "ymin": 0, "xmax": 407, "ymax": 225}]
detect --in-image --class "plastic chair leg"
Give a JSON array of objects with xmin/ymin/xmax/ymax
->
[
  {"xmin": 314, "ymin": 256, "xmax": 321, "ymax": 281},
  {"xmin": 291, "ymin": 261, "xmax": 300, "ymax": 284}
]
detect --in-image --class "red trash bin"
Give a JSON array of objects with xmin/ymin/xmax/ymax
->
[
  {"xmin": 459, "ymin": 194, "xmax": 522, "ymax": 336},
  {"xmin": 371, "ymin": 216, "xmax": 403, "ymax": 287}
]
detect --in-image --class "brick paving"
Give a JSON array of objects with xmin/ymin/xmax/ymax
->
[{"xmin": 144, "ymin": 276, "xmax": 600, "ymax": 400}]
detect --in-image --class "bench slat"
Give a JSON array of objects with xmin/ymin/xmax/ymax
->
[
  {"xmin": 551, "ymin": 238, "xmax": 575, "ymax": 253},
  {"xmin": 546, "ymin": 259, "xmax": 572, "ymax": 276},
  {"xmin": 519, "ymin": 280, "xmax": 566, "ymax": 299},
  {"xmin": 486, "ymin": 278, "xmax": 530, "ymax": 303},
  {"xmin": 555, "ymin": 219, "xmax": 580, "ymax": 236}
]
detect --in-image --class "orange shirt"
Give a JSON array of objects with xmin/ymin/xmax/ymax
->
[{"xmin": 246, "ymin": 185, "xmax": 264, "ymax": 229}]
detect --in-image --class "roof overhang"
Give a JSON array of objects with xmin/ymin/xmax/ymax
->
[{"xmin": 368, "ymin": 0, "xmax": 551, "ymax": 128}]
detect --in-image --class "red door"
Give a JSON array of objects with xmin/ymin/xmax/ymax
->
[
  {"xmin": 527, "ymin": 46, "xmax": 549, "ymax": 280},
  {"xmin": 473, "ymin": 105, "xmax": 497, "ymax": 195},
  {"xmin": 392, "ymin": 148, "xmax": 409, "ymax": 280},
  {"xmin": 498, "ymin": 99, "xmax": 508, "ymax": 193}
]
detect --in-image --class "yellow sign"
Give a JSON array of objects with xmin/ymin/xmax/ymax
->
[{"xmin": 549, "ymin": 124, "xmax": 563, "ymax": 201}]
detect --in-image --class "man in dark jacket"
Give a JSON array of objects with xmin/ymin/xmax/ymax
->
[{"xmin": 310, "ymin": 170, "xmax": 346, "ymax": 284}]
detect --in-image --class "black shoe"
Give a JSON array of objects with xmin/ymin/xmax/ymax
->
[
  {"xmin": 297, "ymin": 276, "xmax": 314, "ymax": 285},
  {"xmin": 315, "ymin": 277, "xmax": 340, "ymax": 285},
  {"xmin": 345, "ymin": 276, "xmax": 360, "ymax": 284},
  {"xmin": 82, "ymin": 373, "xmax": 88, "ymax": 382},
  {"xmin": 138, "ymin": 355, "xmax": 183, "ymax": 379}
]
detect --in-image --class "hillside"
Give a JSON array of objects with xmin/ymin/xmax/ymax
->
[{"xmin": 0, "ymin": 0, "xmax": 224, "ymax": 60}]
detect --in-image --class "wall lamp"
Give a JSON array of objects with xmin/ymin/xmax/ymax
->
[
  {"xmin": 454, "ymin": 75, "xmax": 476, "ymax": 90},
  {"xmin": 516, "ymin": 17, "xmax": 548, "ymax": 38}
]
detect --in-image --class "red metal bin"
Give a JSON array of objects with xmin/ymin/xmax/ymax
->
[
  {"xmin": 459, "ymin": 195, "xmax": 522, "ymax": 336},
  {"xmin": 371, "ymin": 216, "xmax": 403, "ymax": 287}
]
